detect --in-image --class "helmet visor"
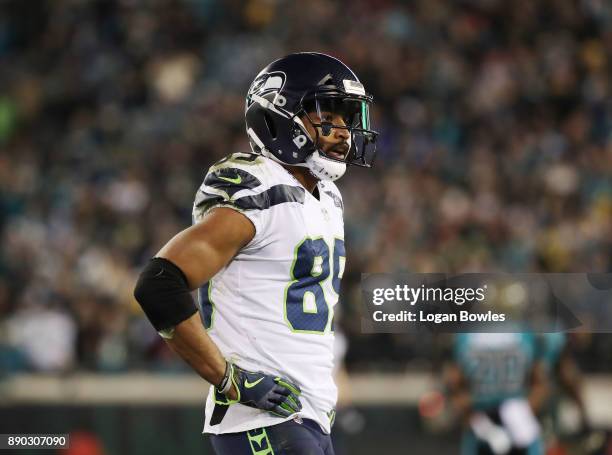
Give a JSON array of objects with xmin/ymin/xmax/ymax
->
[{"xmin": 302, "ymin": 95, "xmax": 378, "ymax": 167}]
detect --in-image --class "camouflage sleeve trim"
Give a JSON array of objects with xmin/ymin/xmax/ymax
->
[{"xmin": 202, "ymin": 168, "xmax": 262, "ymax": 199}]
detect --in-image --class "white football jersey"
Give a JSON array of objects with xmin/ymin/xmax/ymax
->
[{"xmin": 192, "ymin": 152, "xmax": 345, "ymax": 435}]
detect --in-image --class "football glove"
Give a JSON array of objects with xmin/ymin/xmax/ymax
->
[{"xmin": 215, "ymin": 363, "xmax": 302, "ymax": 418}]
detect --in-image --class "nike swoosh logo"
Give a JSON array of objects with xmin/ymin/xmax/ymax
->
[
  {"xmin": 244, "ymin": 377, "xmax": 264, "ymax": 389},
  {"xmin": 218, "ymin": 175, "xmax": 242, "ymax": 184}
]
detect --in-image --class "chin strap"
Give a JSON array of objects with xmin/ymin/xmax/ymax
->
[
  {"xmin": 257, "ymin": 145, "xmax": 346, "ymax": 182},
  {"xmin": 305, "ymin": 150, "xmax": 347, "ymax": 181}
]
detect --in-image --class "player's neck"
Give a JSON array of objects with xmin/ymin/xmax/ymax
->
[{"xmin": 284, "ymin": 165, "xmax": 319, "ymax": 194}]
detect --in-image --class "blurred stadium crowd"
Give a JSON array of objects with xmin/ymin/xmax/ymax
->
[{"xmin": 0, "ymin": 0, "xmax": 610, "ymax": 375}]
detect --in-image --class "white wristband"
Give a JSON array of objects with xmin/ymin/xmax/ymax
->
[{"xmin": 216, "ymin": 362, "xmax": 234, "ymax": 395}]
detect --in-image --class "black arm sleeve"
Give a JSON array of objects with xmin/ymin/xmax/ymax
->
[{"xmin": 133, "ymin": 257, "xmax": 198, "ymax": 331}]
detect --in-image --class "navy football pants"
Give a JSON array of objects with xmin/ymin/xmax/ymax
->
[{"xmin": 209, "ymin": 418, "xmax": 335, "ymax": 455}]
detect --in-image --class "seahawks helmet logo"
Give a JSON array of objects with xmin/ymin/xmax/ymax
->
[{"xmin": 247, "ymin": 71, "xmax": 286, "ymax": 107}]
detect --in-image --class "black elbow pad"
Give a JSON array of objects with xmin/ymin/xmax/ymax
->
[{"xmin": 134, "ymin": 257, "xmax": 198, "ymax": 331}]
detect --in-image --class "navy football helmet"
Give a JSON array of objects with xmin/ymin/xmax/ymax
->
[{"xmin": 245, "ymin": 52, "xmax": 377, "ymax": 181}]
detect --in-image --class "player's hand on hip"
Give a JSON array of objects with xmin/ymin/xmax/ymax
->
[{"xmin": 216, "ymin": 363, "xmax": 302, "ymax": 418}]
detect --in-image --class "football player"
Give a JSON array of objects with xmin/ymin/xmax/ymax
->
[
  {"xmin": 445, "ymin": 332, "xmax": 549, "ymax": 455},
  {"xmin": 134, "ymin": 52, "xmax": 377, "ymax": 454}
]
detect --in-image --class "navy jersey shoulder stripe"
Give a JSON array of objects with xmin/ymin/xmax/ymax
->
[
  {"xmin": 234, "ymin": 184, "xmax": 305, "ymax": 210},
  {"xmin": 323, "ymin": 190, "xmax": 343, "ymax": 210}
]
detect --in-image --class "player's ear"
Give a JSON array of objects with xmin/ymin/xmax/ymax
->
[{"xmin": 296, "ymin": 114, "xmax": 316, "ymax": 142}]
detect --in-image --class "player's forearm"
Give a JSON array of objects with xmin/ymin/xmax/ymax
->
[
  {"xmin": 527, "ymin": 382, "xmax": 548, "ymax": 413},
  {"xmin": 559, "ymin": 357, "xmax": 586, "ymax": 410},
  {"xmin": 528, "ymin": 364, "xmax": 549, "ymax": 413},
  {"xmin": 164, "ymin": 312, "xmax": 228, "ymax": 387},
  {"xmin": 444, "ymin": 364, "xmax": 473, "ymax": 420},
  {"xmin": 450, "ymin": 390, "xmax": 473, "ymax": 421},
  {"xmin": 133, "ymin": 239, "xmax": 244, "ymax": 400}
]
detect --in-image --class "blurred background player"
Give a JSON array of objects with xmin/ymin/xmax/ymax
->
[{"xmin": 446, "ymin": 332, "xmax": 549, "ymax": 455}]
